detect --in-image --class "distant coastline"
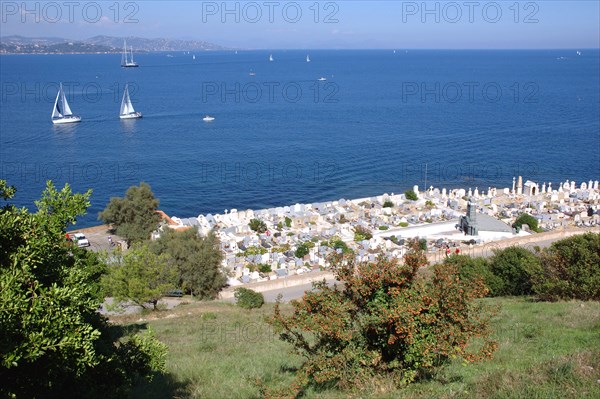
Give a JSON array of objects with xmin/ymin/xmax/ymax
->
[{"xmin": 0, "ymin": 35, "xmax": 226, "ymax": 54}]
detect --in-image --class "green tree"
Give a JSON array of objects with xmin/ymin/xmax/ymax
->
[
  {"xmin": 284, "ymin": 216, "xmax": 292, "ymax": 227},
  {"xmin": 149, "ymin": 228, "xmax": 226, "ymax": 299},
  {"xmin": 488, "ymin": 246, "xmax": 541, "ymax": 296},
  {"xmin": 103, "ymin": 244, "xmax": 177, "ymax": 310},
  {"xmin": 533, "ymin": 233, "xmax": 600, "ymax": 301},
  {"xmin": 98, "ymin": 182, "xmax": 161, "ymax": 244},
  {"xmin": 383, "ymin": 200, "xmax": 394, "ymax": 208},
  {"xmin": 249, "ymin": 218, "xmax": 267, "ymax": 233},
  {"xmin": 404, "ymin": 189, "xmax": 418, "ymax": 201},
  {"xmin": 513, "ymin": 213, "xmax": 541, "ymax": 232},
  {"xmin": 266, "ymin": 240, "xmax": 496, "ymax": 396},
  {"xmin": 0, "ymin": 180, "xmax": 167, "ymax": 399}
]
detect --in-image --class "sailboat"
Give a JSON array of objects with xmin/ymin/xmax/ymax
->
[
  {"xmin": 269, "ymin": 54, "xmax": 274, "ymax": 62},
  {"xmin": 51, "ymin": 83, "xmax": 81, "ymax": 124},
  {"xmin": 121, "ymin": 40, "xmax": 139, "ymax": 68},
  {"xmin": 193, "ymin": 54, "xmax": 196, "ymax": 60},
  {"xmin": 306, "ymin": 54, "xmax": 310, "ymax": 62},
  {"xmin": 119, "ymin": 84, "xmax": 142, "ymax": 119}
]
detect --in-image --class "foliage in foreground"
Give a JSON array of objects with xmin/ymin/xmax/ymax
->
[
  {"xmin": 234, "ymin": 287, "xmax": 265, "ymax": 309},
  {"xmin": 0, "ymin": 180, "xmax": 167, "ymax": 399},
  {"xmin": 98, "ymin": 182, "xmax": 161, "ymax": 244},
  {"xmin": 267, "ymin": 240, "xmax": 497, "ymax": 396}
]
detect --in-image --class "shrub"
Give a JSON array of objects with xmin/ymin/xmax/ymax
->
[
  {"xmin": 267, "ymin": 240, "xmax": 496, "ymax": 396},
  {"xmin": 257, "ymin": 263, "xmax": 271, "ymax": 273},
  {"xmin": 234, "ymin": 288, "xmax": 264, "ymax": 309},
  {"xmin": 284, "ymin": 217, "xmax": 292, "ymax": 228},
  {"xmin": 404, "ymin": 189, "xmax": 418, "ymax": 201},
  {"xmin": 378, "ymin": 225, "xmax": 389, "ymax": 230},
  {"xmin": 295, "ymin": 243, "xmax": 310, "ymax": 259},
  {"xmin": 383, "ymin": 200, "xmax": 394, "ymax": 208},
  {"xmin": 488, "ymin": 246, "xmax": 541, "ymax": 296},
  {"xmin": 242, "ymin": 246, "xmax": 267, "ymax": 256},
  {"xmin": 353, "ymin": 225, "xmax": 373, "ymax": 242},
  {"xmin": 399, "ymin": 222, "xmax": 409, "ymax": 227},
  {"xmin": 249, "ymin": 219, "xmax": 267, "ymax": 233},
  {"xmin": 533, "ymin": 233, "xmax": 600, "ymax": 301},
  {"xmin": 513, "ymin": 213, "xmax": 541, "ymax": 233},
  {"xmin": 443, "ymin": 255, "xmax": 502, "ymax": 296}
]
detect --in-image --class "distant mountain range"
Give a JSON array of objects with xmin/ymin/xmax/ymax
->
[{"xmin": 0, "ymin": 35, "xmax": 226, "ymax": 54}]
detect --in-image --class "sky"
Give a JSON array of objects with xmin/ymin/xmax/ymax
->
[{"xmin": 1, "ymin": 0, "xmax": 599, "ymax": 49}]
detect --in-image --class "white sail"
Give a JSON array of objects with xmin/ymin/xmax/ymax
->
[
  {"xmin": 122, "ymin": 40, "xmax": 128, "ymax": 65},
  {"xmin": 120, "ymin": 84, "xmax": 135, "ymax": 115},
  {"xmin": 51, "ymin": 85, "xmax": 63, "ymax": 119},
  {"xmin": 61, "ymin": 86, "xmax": 73, "ymax": 116},
  {"xmin": 269, "ymin": 54, "xmax": 273, "ymax": 61},
  {"xmin": 121, "ymin": 40, "xmax": 138, "ymax": 67},
  {"xmin": 51, "ymin": 82, "xmax": 81, "ymax": 124},
  {"xmin": 306, "ymin": 55, "xmax": 310, "ymax": 62},
  {"xmin": 119, "ymin": 83, "xmax": 141, "ymax": 119}
]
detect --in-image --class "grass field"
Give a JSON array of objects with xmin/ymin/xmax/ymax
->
[{"xmin": 117, "ymin": 298, "xmax": 600, "ymax": 399}]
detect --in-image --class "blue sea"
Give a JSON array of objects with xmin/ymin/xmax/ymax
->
[{"xmin": 1, "ymin": 50, "xmax": 599, "ymax": 227}]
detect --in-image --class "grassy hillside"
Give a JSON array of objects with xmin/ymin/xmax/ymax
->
[{"xmin": 116, "ymin": 298, "xmax": 600, "ymax": 398}]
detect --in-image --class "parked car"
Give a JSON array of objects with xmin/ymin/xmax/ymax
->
[{"xmin": 70, "ymin": 233, "xmax": 90, "ymax": 248}]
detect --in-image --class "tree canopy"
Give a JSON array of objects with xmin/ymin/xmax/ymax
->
[
  {"xmin": 148, "ymin": 228, "xmax": 226, "ymax": 299},
  {"xmin": 103, "ymin": 244, "xmax": 177, "ymax": 310},
  {"xmin": 98, "ymin": 182, "xmax": 161, "ymax": 244},
  {"xmin": 0, "ymin": 180, "xmax": 167, "ymax": 399}
]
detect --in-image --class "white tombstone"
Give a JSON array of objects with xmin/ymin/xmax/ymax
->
[
  {"xmin": 594, "ymin": 181, "xmax": 599, "ymax": 190},
  {"xmin": 589, "ymin": 180, "xmax": 594, "ymax": 190},
  {"xmin": 548, "ymin": 182, "xmax": 553, "ymax": 193},
  {"xmin": 441, "ymin": 188, "xmax": 447, "ymax": 198},
  {"xmin": 413, "ymin": 185, "xmax": 420, "ymax": 195},
  {"xmin": 563, "ymin": 180, "xmax": 570, "ymax": 191},
  {"xmin": 474, "ymin": 187, "xmax": 479, "ymax": 197},
  {"xmin": 581, "ymin": 182, "xmax": 588, "ymax": 190},
  {"xmin": 503, "ymin": 188, "xmax": 510, "ymax": 195},
  {"xmin": 570, "ymin": 181, "xmax": 576, "ymax": 191},
  {"xmin": 512, "ymin": 177, "xmax": 516, "ymax": 194},
  {"xmin": 542, "ymin": 182, "xmax": 546, "ymax": 193},
  {"xmin": 468, "ymin": 188, "xmax": 472, "ymax": 197},
  {"xmin": 517, "ymin": 176, "xmax": 523, "ymax": 195}
]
